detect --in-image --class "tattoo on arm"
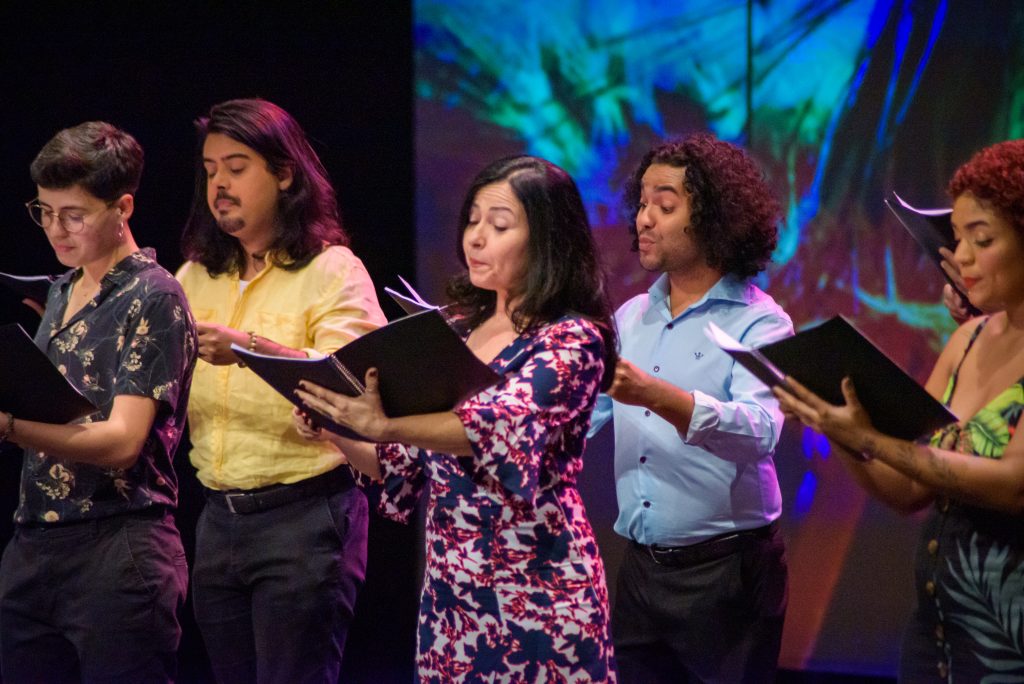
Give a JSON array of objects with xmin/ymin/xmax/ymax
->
[
  {"xmin": 863, "ymin": 434, "xmax": 960, "ymax": 491},
  {"xmin": 924, "ymin": 446, "xmax": 959, "ymax": 490}
]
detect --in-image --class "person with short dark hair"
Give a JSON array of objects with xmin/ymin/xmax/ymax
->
[
  {"xmin": 589, "ymin": 133, "xmax": 793, "ymax": 683},
  {"xmin": 776, "ymin": 139, "xmax": 1024, "ymax": 681},
  {"xmin": 175, "ymin": 98, "xmax": 386, "ymax": 684},
  {"xmin": 0, "ymin": 121, "xmax": 197, "ymax": 682},
  {"xmin": 293, "ymin": 155, "xmax": 619, "ymax": 682}
]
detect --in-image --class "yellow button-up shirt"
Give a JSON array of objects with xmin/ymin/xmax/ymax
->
[{"xmin": 176, "ymin": 246, "xmax": 387, "ymax": 490}]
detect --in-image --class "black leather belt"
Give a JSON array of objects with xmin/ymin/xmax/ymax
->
[
  {"xmin": 634, "ymin": 520, "xmax": 778, "ymax": 567},
  {"xmin": 205, "ymin": 466, "xmax": 354, "ymax": 515}
]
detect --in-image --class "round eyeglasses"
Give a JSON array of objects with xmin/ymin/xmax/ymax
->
[{"xmin": 25, "ymin": 199, "xmax": 116, "ymax": 234}]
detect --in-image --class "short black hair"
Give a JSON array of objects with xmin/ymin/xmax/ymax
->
[
  {"xmin": 30, "ymin": 121, "xmax": 144, "ymax": 201},
  {"xmin": 625, "ymin": 133, "xmax": 781, "ymax": 278}
]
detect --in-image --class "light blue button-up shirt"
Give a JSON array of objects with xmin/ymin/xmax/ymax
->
[{"xmin": 590, "ymin": 273, "xmax": 793, "ymax": 546}]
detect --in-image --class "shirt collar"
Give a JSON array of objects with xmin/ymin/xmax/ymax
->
[
  {"xmin": 57, "ymin": 247, "xmax": 158, "ymax": 293},
  {"xmin": 104, "ymin": 247, "xmax": 158, "ymax": 287},
  {"xmin": 645, "ymin": 272, "xmax": 754, "ymax": 320}
]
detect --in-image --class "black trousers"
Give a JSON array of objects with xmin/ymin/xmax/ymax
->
[
  {"xmin": 192, "ymin": 479, "xmax": 368, "ymax": 684},
  {"xmin": 0, "ymin": 510, "xmax": 187, "ymax": 684},
  {"xmin": 612, "ymin": 524, "xmax": 788, "ymax": 684}
]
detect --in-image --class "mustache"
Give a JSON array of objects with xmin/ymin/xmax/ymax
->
[{"xmin": 215, "ymin": 191, "xmax": 239, "ymax": 204}]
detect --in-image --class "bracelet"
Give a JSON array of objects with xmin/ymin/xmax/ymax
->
[
  {"xmin": 0, "ymin": 412, "xmax": 14, "ymax": 444},
  {"xmin": 237, "ymin": 331, "xmax": 258, "ymax": 368}
]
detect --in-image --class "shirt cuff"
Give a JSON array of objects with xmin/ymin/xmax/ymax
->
[{"xmin": 683, "ymin": 389, "xmax": 721, "ymax": 445}]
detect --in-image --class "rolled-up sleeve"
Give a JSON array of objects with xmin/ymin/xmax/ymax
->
[
  {"xmin": 588, "ymin": 393, "xmax": 613, "ymax": 438},
  {"xmin": 683, "ymin": 312, "xmax": 793, "ymax": 463}
]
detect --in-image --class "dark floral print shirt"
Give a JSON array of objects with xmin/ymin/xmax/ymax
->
[{"xmin": 16, "ymin": 249, "xmax": 197, "ymax": 524}]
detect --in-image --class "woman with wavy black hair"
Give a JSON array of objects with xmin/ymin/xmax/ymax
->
[{"xmin": 295, "ymin": 155, "xmax": 619, "ymax": 683}]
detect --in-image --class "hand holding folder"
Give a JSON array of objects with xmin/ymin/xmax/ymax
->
[
  {"xmin": 233, "ymin": 307, "xmax": 500, "ymax": 441},
  {"xmin": 884, "ymin": 191, "xmax": 982, "ymax": 317},
  {"xmin": 0, "ymin": 271, "xmax": 56, "ymax": 309},
  {"xmin": 706, "ymin": 316, "xmax": 956, "ymax": 441}
]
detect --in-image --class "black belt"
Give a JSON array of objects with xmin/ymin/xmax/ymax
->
[
  {"xmin": 634, "ymin": 521, "xmax": 778, "ymax": 567},
  {"xmin": 17, "ymin": 504, "xmax": 170, "ymax": 531},
  {"xmin": 205, "ymin": 466, "xmax": 354, "ymax": 515}
]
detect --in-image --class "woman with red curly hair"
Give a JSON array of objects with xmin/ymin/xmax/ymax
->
[{"xmin": 776, "ymin": 139, "xmax": 1024, "ymax": 681}]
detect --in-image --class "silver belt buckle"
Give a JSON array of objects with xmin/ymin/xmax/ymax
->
[
  {"xmin": 224, "ymin": 493, "xmax": 244, "ymax": 514},
  {"xmin": 647, "ymin": 544, "xmax": 664, "ymax": 564}
]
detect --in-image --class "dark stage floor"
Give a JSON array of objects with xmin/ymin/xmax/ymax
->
[{"xmin": 778, "ymin": 670, "xmax": 895, "ymax": 683}]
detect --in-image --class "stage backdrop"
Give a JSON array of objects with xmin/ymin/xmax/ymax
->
[{"xmin": 413, "ymin": 0, "xmax": 1024, "ymax": 676}]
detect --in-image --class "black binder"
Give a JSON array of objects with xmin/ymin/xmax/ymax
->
[
  {"xmin": 0, "ymin": 272, "xmax": 56, "ymax": 306},
  {"xmin": 233, "ymin": 308, "xmax": 501, "ymax": 441},
  {"xmin": 884, "ymin": 191, "xmax": 982, "ymax": 317},
  {"xmin": 0, "ymin": 323, "xmax": 98, "ymax": 424},
  {"xmin": 706, "ymin": 315, "xmax": 957, "ymax": 441}
]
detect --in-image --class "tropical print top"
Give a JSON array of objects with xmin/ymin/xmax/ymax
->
[
  {"xmin": 372, "ymin": 315, "xmax": 616, "ymax": 683},
  {"xmin": 15, "ymin": 249, "xmax": 197, "ymax": 524},
  {"xmin": 901, "ymin": 317, "xmax": 1024, "ymax": 682}
]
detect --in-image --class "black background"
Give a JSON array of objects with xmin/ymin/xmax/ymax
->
[{"xmin": 0, "ymin": 3, "xmax": 418, "ymax": 681}]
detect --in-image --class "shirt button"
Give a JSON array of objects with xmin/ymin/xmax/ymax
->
[
  {"xmin": 644, "ymin": 410, "xmax": 651, "ymax": 417},
  {"xmin": 643, "ymin": 501, "xmax": 651, "ymax": 508},
  {"xmin": 666, "ymin": 323, "xmax": 674, "ymax": 330},
  {"xmin": 639, "ymin": 456, "xmax": 647, "ymax": 464},
  {"xmin": 653, "ymin": 365, "xmax": 660, "ymax": 372},
  {"xmin": 925, "ymin": 580, "xmax": 936, "ymax": 596},
  {"xmin": 934, "ymin": 623, "xmax": 944, "ymax": 641},
  {"xmin": 927, "ymin": 539, "xmax": 939, "ymax": 555}
]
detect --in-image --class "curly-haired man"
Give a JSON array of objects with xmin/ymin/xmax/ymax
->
[{"xmin": 591, "ymin": 133, "xmax": 794, "ymax": 683}]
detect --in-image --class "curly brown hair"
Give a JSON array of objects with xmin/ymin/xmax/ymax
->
[
  {"xmin": 947, "ymin": 139, "xmax": 1024, "ymax": 238},
  {"xmin": 624, "ymin": 133, "xmax": 781, "ymax": 278}
]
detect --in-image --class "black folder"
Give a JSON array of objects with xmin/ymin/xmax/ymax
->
[
  {"xmin": 233, "ymin": 308, "xmax": 501, "ymax": 441},
  {"xmin": 0, "ymin": 323, "xmax": 98, "ymax": 424},
  {"xmin": 706, "ymin": 316, "xmax": 957, "ymax": 441},
  {"xmin": 884, "ymin": 191, "xmax": 982, "ymax": 317},
  {"xmin": 0, "ymin": 271, "xmax": 57, "ymax": 306}
]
